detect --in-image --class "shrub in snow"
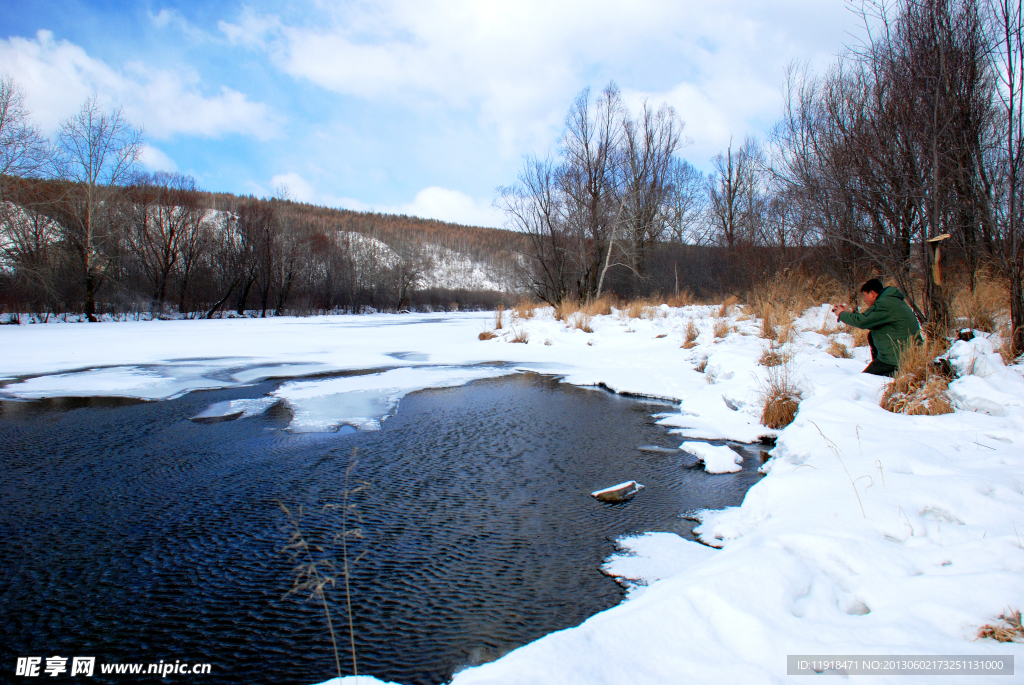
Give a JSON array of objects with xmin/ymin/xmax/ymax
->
[
  {"xmin": 758, "ymin": 363, "xmax": 801, "ymax": 429},
  {"xmin": 881, "ymin": 340, "xmax": 953, "ymax": 416}
]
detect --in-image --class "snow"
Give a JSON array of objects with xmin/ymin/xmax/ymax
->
[
  {"xmin": 601, "ymin": 532, "xmax": 718, "ymax": 598},
  {"xmin": 591, "ymin": 480, "xmax": 643, "ymax": 497},
  {"xmin": 2, "ymin": 305, "xmax": 1023, "ymax": 683},
  {"xmin": 679, "ymin": 441, "xmax": 743, "ymax": 473}
]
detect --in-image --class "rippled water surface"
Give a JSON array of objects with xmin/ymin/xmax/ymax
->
[{"xmin": 0, "ymin": 373, "xmax": 763, "ymax": 684}]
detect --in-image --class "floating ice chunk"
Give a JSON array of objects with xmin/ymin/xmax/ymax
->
[
  {"xmin": 591, "ymin": 481, "xmax": 645, "ymax": 503},
  {"xmin": 679, "ymin": 441, "xmax": 743, "ymax": 473},
  {"xmin": 273, "ymin": 365, "xmax": 515, "ymax": 433},
  {"xmin": 191, "ymin": 397, "xmax": 279, "ymax": 423}
]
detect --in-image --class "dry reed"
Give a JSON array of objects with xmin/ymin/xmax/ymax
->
[
  {"xmin": 568, "ymin": 311, "xmax": 594, "ymax": 333},
  {"xmin": 478, "ymin": 330, "xmax": 497, "ymax": 341},
  {"xmin": 977, "ymin": 610, "xmax": 1024, "ymax": 642},
  {"xmin": 493, "ymin": 306, "xmax": 504, "ymax": 330},
  {"xmin": 512, "ymin": 298, "xmax": 536, "ymax": 320},
  {"xmin": 508, "ymin": 326, "xmax": 529, "ymax": 343},
  {"xmin": 681, "ymin": 320, "xmax": 700, "ymax": 349},
  {"xmin": 759, "ymin": 362, "xmax": 801, "ymax": 429},
  {"xmin": 713, "ymin": 319, "xmax": 730, "ymax": 339},
  {"xmin": 953, "ymin": 275, "xmax": 1008, "ymax": 333},
  {"xmin": 880, "ymin": 340, "xmax": 953, "ymax": 416},
  {"xmin": 828, "ymin": 339, "xmax": 853, "ymax": 359},
  {"xmin": 759, "ymin": 341, "xmax": 792, "ymax": 367},
  {"xmin": 717, "ymin": 295, "xmax": 740, "ymax": 318}
]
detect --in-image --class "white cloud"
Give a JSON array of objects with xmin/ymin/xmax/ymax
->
[
  {"xmin": 388, "ymin": 187, "xmax": 504, "ymax": 228},
  {"xmin": 0, "ymin": 30, "xmax": 280, "ymax": 139},
  {"xmin": 219, "ymin": 0, "xmax": 850, "ymax": 161},
  {"xmin": 265, "ymin": 172, "xmax": 504, "ymax": 227},
  {"xmin": 139, "ymin": 145, "xmax": 178, "ymax": 172}
]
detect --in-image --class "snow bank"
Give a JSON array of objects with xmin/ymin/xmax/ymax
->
[{"xmin": 2, "ymin": 304, "xmax": 1023, "ymax": 683}]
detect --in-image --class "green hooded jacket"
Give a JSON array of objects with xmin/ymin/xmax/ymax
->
[{"xmin": 838, "ymin": 286, "xmax": 922, "ymax": 367}]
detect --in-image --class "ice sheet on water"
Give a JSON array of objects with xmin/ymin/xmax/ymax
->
[
  {"xmin": 0, "ymin": 365, "xmax": 226, "ymax": 400},
  {"xmin": 273, "ymin": 365, "xmax": 516, "ymax": 433},
  {"xmin": 191, "ymin": 397, "xmax": 279, "ymax": 422}
]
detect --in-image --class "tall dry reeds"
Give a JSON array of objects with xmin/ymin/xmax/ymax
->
[
  {"xmin": 880, "ymin": 340, "xmax": 953, "ymax": 416},
  {"xmin": 681, "ymin": 319, "xmax": 700, "ymax": 349},
  {"xmin": 952, "ymin": 275, "xmax": 1008, "ymax": 333},
  {"xmin": 493, "ymin": 306, "xmax": 504, "ymax": 330},
  {"xmin": 512, "ymin": 298, "xmax": 536, "ymax": 320},
  {"xmin": 758, "ymin": 362, "xmax": 801, "ymax": 429}
]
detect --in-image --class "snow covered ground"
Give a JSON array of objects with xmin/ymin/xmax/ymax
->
[{"xmin": 2, "ymin": 304, "xmax": 1023, "ymax": 683}]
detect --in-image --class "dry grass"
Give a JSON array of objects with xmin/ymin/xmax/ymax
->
[
  {"xmin": 880, "ymin": 340, "xmax": 954, "ymax": 416},
  {"xmin": 850, "ymin": 327, "xmax": 870, "ymax": 348},
  {"xmin": 713, "ymin": 319, "xmax": 730, "ymax": 339},
  {"xmin": 695, "ymin": 357, "xmax": 709, "ymax": 373},
  {"xmin": 750, "ymin": 271, "xmax": 843, "ymax": 341},
  {"xmin": 953, "ymin": 275, "xmax": 1008, "ymax": 333},
  {"xmin": 978, "ymin": 610, "xmax": 1024, "ymax": 642},
  {"xmin": 828, "ymin": 339, "xmax": 853, "ymax": 359},
  {"xmin": 568, "ymin": 311, "xmax": 594, "ymax": 333},
  {"xmin": 997, "ymin": 325, "xmax": 1019, "ymax": 366},
  {"xmin": 512, "ymin": 298, "xmax": 536, "ymax": 320},
  {"xmin": 553, "ymin": 300, "xmax": 574, "ymax": 322},
  {"xmin": 759, "ymin": 341, "xmax": 793, "ymax": 367},
  {"xmin": 666, "ymin": 290, "xmax": 697, "ymax": 307},
  {"xmin": 508, "ymin": 326, "xmax": 529, "ymax": 344},
  {"xmin": 717, "ymin": 295, "xmax": 740, "ymax": 318},
  {"xmin": 818, "ymin": 317, "xmax": 839, "ymax": 335},
  {"xmin": 493, "ymin": 306, "xmax": 504, "ymax": 330},
  {"xmin": 582, "ymin": 294, "xmax": 616, "ymax": 317},
  {"xmin": 681, "ymin": 319, "xmax": 700, "ymax": 349},
  {"xmin": 478, "ymin": 330, "xmax": 498, "ymax": 341},
  {"xmin": 759, "ymin": 363, "xmax": 801, "ymax": 429}
]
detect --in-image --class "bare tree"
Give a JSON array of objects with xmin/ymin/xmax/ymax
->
[
  {"xmin": 988, "ymin": 0, "xmax": 1024, "ymax": 354},
  {"xmin": 122, "ymin": 172, "xmax": 204, "ymax": 315},
  {"xmin": 0, "ymin": 75, "xmax": 49, "ymax": 183},
  {"xmin": 54, "ymin": 97, "xmax": 142, "ymax": 321}
]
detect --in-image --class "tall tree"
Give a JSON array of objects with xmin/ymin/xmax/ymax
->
[{"xmin": 54, "ymin": 97, "xmax": 142, "ymax": 321}]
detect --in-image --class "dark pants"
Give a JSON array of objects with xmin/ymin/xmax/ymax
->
[
  {"xmin": 863, "ymin": 359, "xmax": 897, "ymax": 377},
  {"xmin": 863, "ymin": 333, "xmax": 897, "ymax": 376}
]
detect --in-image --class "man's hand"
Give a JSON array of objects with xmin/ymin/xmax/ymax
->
[{"xmin": 830, "ymin": 303, "xmax": 852, "ymax": 316}]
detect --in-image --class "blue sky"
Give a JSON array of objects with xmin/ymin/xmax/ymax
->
[{"xmin": 1, "ymin": 0, "xmax": 854, "ymax": 227}]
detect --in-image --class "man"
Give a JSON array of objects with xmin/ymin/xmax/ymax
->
[{"xmin": 831, "ymin": 279, "xmax": 922, "ymax": 376}]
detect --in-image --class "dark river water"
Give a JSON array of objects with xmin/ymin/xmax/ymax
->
[{"xmin": 0, "ymin": 372, "xmax": 764, "ymax": 685}]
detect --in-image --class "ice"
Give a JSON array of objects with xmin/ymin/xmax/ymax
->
[
  {"xmin": 0, "ymin": 365, "xmax": 225, "ymax": 400},
  {"xmin": 272, "ymin": 366, "xmax": 517, "ymax": 433},
  {"xmin": 191, "ymin": 397, "xmax": 279, "ymax": 422},
  {"xmin": 678, "ymin": 441, "xmax": 743, "ymax": 474}
]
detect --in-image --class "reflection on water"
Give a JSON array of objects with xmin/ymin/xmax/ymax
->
[{"xmin": 0, "ymin": 373, "xmax": 762, "ymax": 685}]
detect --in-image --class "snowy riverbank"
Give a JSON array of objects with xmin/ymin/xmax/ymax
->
[{"xmin": 2, "ymin": 305, "xmax": 1023, "ymax": 683}]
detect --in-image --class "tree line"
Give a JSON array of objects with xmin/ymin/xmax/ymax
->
[
  {"xmin": 0, "ymin": 83, "xmax": 523, "ymax": 320},
  {"xmin": 501, "ymin": 0, "xmax": 1024, "ymax": 356}
]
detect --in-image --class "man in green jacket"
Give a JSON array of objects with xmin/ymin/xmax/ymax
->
[{"xmin": 832, "ymin": 279, "xmax": 923, "ymax": 376}]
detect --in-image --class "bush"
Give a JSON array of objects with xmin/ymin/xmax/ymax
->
[
  {"xmin": 759, "ymin": 363, "xmax": 801, "ymax": 429},
  {"xmin": 880, "ymin": 340, "xmax": 953, "ymax": 416}
]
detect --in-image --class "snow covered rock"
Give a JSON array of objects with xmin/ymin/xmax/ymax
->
[{"xmin": 591, "ymin": 481, "xmax": 645, "ymax": 503}]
